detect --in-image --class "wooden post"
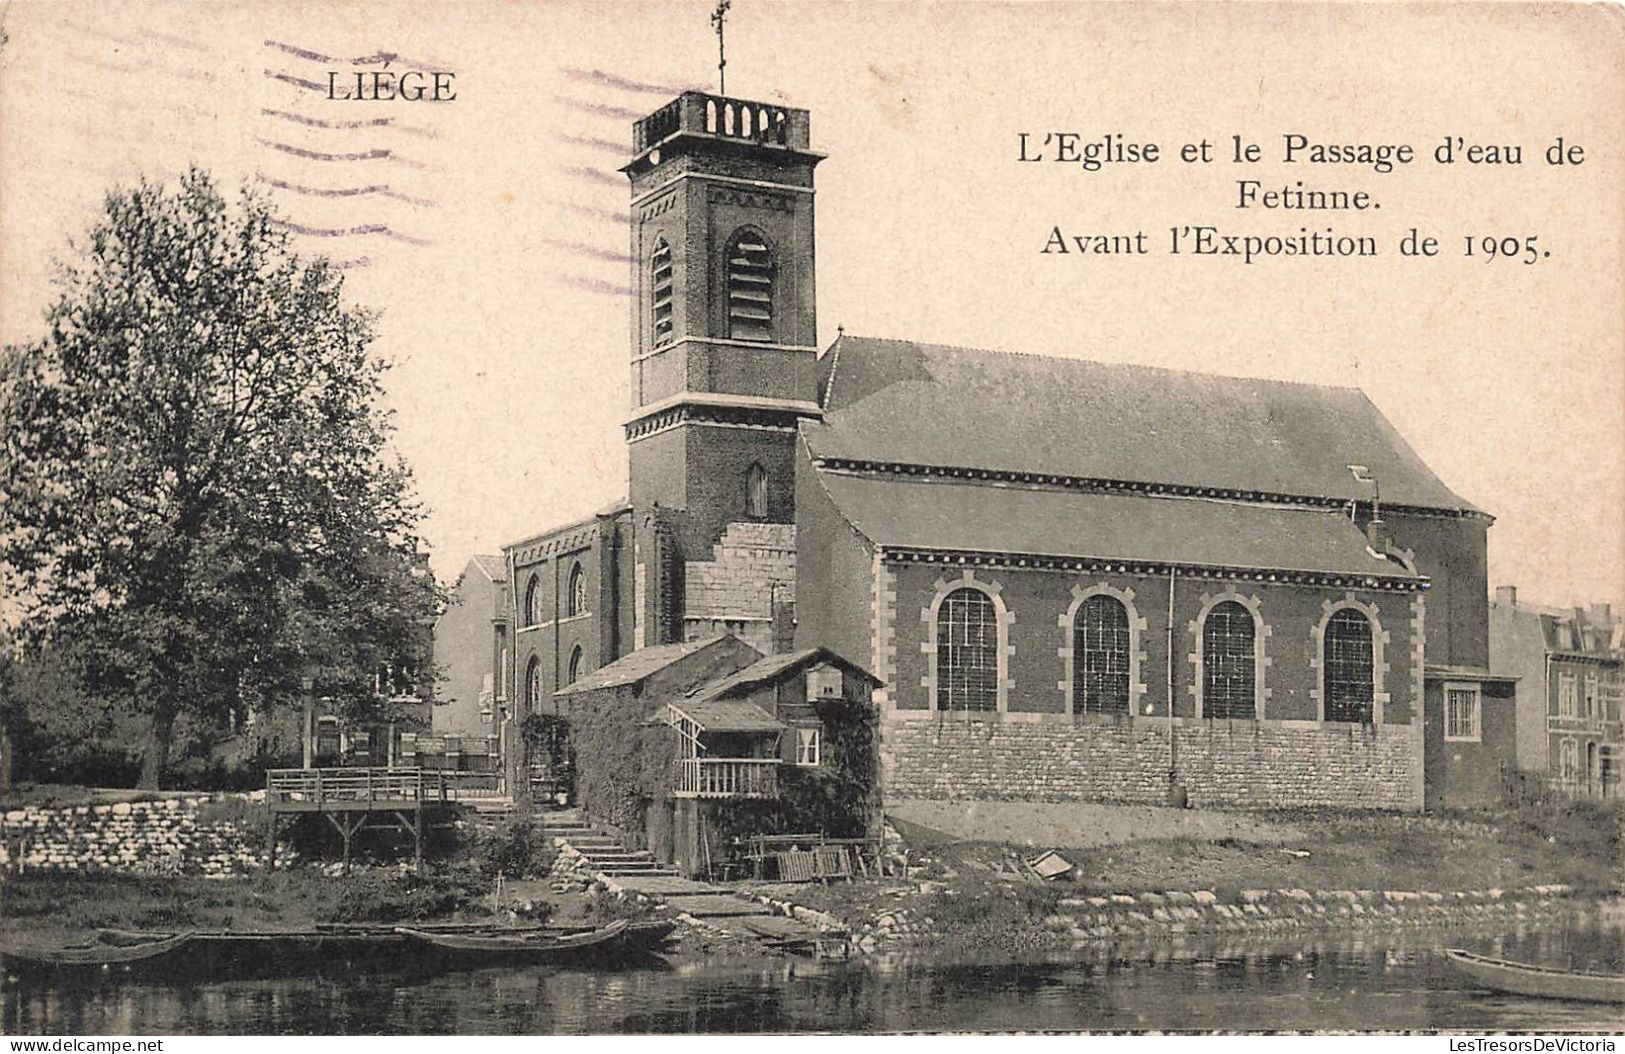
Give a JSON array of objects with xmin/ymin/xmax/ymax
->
[
  {"xmin": 265, "ymin": 811, "xmax": 278, "ymax": 871},
  {"xmin": 413, "ymin": 807, "xmax": 423, "ymax": 872}
]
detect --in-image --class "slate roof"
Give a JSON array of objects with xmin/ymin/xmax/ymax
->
[
  {"xmin": 808, "ymin": 336, "xmax": 1479, "ymax": 514},
  {"xmin": 667, "ymin": 698, "xmax": 786, "ymax": 733},
  {"xmin": 555, "ymin": 635, "xmax": 759, "ymax": 696},
  {"xmin": 815, "ymin": 471, "xmax": 1419, "ymax": 580},
  {"xmin": 469, "ymin": 554, "xmax": 506, "ymax": 583}
]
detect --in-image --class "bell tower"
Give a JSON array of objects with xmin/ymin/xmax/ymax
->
[{"xmin": 622, "ymin": 92, "xmax": 824, "ymax": 555}]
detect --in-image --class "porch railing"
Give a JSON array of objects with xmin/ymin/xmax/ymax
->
[
  {"xmin": 265, "ymin": 767, "xmax": 451, "ymax": 807},
  {"xmin": 674, "ymin": 758, "xmax": 780, "ymax": 799},
  {"xmin": 1547, "ymin": 776, "xmax": 1621, "ymax": 801}
]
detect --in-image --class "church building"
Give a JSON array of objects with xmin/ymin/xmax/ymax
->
[{"xmin": 451, "ymin": 89, "xmax": 1505, "ymax": 814}]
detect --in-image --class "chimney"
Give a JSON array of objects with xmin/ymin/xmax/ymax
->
[
  {"xmin": 1495, "ymin": 585, "xmax": 1518, "ymax": 608},
  {"xmin": 1590, "ymin": 602, "xmax": 1612, "ymax": 626},
  {"xmin": 1364, "ymin": 518, "xmax": 1390, "ymax": 554}
]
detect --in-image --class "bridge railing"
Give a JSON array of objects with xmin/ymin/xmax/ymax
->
[{"xmin": 265, "ymin": 767, "xmax": 451, "ymax": 807}]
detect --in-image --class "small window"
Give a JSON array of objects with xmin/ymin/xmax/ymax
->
[
  {"xmin": 745, "ymin": 462, "xmax": 768, "ymax": 519},
  {"xmin": 936, "ymin": 587, "xmax": 999, "ymax": 712},
  {"xmin": 726, "ymin": 229, "xmax": 773, "ymax": 342},
  {"xmin": 795, "ymin": 727, "xmax": 821, "ymax": 767},
  {"xmin": 1583, "ymin": 673, "xmax": 1599, "ymax": 720},
  {"xmin": 525, "ymin": 657, "xmax": 543, "ymax": 709},
  {"xmin": 567, "ymin": 562, "xmax": 587, "ymax": 617},
  {"xmin": 1444, "ymin": 684, "xmax": 1480, "ymax": 742},
  {"xmin": 566, "ymin": 645, "xmax": 583, "ymax": 686},
  {"xmin": 1202, "ymin": 601, "xmax": 1257, "ymax": 720},
  {"xmin": 650, "ymin": 238, "xmax": 674, "ymax": 348},
  {"xmin": 524, "ymin": 575, "xmax": 541, "ymax": 627}
]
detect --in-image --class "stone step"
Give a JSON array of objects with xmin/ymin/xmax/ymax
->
[
  {"xmin": 601, "ymin": 868, "xmax": 681, "ymax": 878},
  {"xmin": 664, "ymin": 894, "xmax": 776, "ymax": 918}
]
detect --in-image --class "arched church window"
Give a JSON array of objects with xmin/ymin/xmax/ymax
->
[
  {"xmin": 1203, "ymin": 601, "xmax": 1256, "ymax": 719},
  {"xmin": 524, "ymin": 656, "xmax": 542, "ymax": 710},
  {"xmin": 746, "ymin": 462, "xmax": 768, "ymax": 519},
  {"xmin": 650, "ymin": 238, "xmax": 674, "ymax": 348},
  {"xmin": 1074, "ymin": 595, "xmax": 1131, "ymax": 715},
  {"xmin": 726, "ymin": 229, "xmax": 773, "ymax": 342},
  {"xmin": 936, "ymin": 587, "xmax": 998, "ymax": 712},
  {"xmin": 1323, "ymin": 608, "xmax": 1374, "ymax": 723},
  {"xmin": 566, "ymin": 646, "xmax": 584, "ymax": 686},
  {"xmin": 523, "ymin": 575, "xmax": 541, "ymax": 627},
  {"xmin": 567, "ymin": 562, "xmax": 586, "ymax": 617}
]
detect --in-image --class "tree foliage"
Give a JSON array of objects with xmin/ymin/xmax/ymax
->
[{"xmin": 0, "ymin": 169, "xmax": 443, "ymax": 788}]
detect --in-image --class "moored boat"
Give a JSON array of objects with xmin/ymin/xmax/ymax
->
[
  {"xmin": 1444, "ymin": 948, "xmax": 1625, "ymax": 1004},
  {"xmin": 395, "ymin": 918, "xmax": 631, "ymax": 966},
  {"xmin": 3, "ymin": 933, "xmax": 194, "ymax": 975}
]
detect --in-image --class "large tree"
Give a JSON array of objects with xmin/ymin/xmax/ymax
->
[{"xmin": 0, "ymin": 169, "xmax": 443, "ymax": 788}]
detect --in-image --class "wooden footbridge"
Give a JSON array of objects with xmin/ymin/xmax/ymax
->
[{"xmin": 264, "ymin": 767, "xmax": 463, "ymax": 870}]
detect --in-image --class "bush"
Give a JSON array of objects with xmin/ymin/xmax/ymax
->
[
  {"xmin": 466, "ymin": 819, "xmax": 553, "ymax": 880},
  {"xmin": 321, "ymin": 869, "xmax": 487, "ymax": 923}
]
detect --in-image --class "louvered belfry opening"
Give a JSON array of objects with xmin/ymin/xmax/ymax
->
[
  {"xmin": 1203, "ymin": 601, "xmax": 1257, "ymax": 719},
  {"xmin": 650, "ymin": 238, "xmax": 674, "ymax": 347},
  {"xmin": 727, "ymin": 229, "xmax": 773, "ymax": 342},
  {"xmin": 1074, "ymin": 595, "xmax": 1132, "ymax": 715},
  {"xmin": 1323, "ymin": 608, "xmax": 1375, "ymax": 723}
]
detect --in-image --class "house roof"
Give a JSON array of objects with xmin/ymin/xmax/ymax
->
[
  {"xmin": 667, "ymin": 698, "xmax": 787, "ymax": 733},
  {"xmin": 686, "ymin": 647, "xmax": 884, "ymax": 703},
  {"xmin": 555, "ymin": 635, "xmax": 756, "ymax": 696},
  {"xmin": 815, "ymin": 470, "xmax": 1420, "ymax": 581},
  {"xmin": 469, "ymin": 554, "xmax": 506, "ymax": 583},
  {"xmin": 808, "ymin": 336, "xmax": 1480, "ymax": 515}
]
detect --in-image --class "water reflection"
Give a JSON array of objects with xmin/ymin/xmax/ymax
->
[{"xmin": 6, "ymin": 909, "xmax": 1621, "ymax": 1034}]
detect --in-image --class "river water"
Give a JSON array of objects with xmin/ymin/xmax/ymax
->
[{"xmin": 6, "ymin": 912, "xmax": 1621, "ymax": 1034}]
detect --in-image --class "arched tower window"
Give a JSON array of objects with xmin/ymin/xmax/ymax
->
[
  {"xmin": 1323, "ymin": 608, "xmax": 1374, "ymax": 723},
  {"xmin": 523, "ymin": 575, "xmax": 541, "ymax": 627},
  {"xmin": 745, "ymin": 462, "xmax": 768, "ymax": 519},
  {"xmin": 936, "ymin": 587, "xmax": 999, "ymax": 712},
  {"xmin": 567, "ymin": 562, "xmax": 586, "ymax": 617},
  {"xmin": 566, "ymin": 646, "xmax": 584, "ymax": 686},
  {"xmin": 1074, "ymin": 595, "xmax": 1131, "ymax": 715},
  {"xmin": 1202, "ymin": 601, "xmax": 1257, "ymax": 719},
  {"xmin": 726, "ymin": 229, "xmax": 773, "ymax": 342},
  {"xmin": 524, "ymin": 656, "xmax": 542, "ymax": 710},
  {"xmin": 650, "ymin": 237, "xmax": 674, "ymax": 348}
]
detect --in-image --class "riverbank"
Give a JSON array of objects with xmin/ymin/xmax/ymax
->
[{"xmin": 749, "ymin": 799, "xmax": 1622, "ymax": 955}]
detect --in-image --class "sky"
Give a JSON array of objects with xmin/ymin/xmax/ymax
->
[{"xmin": 1, "ymin": 1, "xmax": 1621, "ymax": 612}]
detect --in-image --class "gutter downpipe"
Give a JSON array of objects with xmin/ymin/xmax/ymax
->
[{"xmin": 1167, "ymin": 567, "xmax": 1184, "ymax": 806}]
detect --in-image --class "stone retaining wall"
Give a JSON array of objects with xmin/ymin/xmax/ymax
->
[
  {"xmin": 0, "ymin": 796, "xmax": 265, "ymax": 878},
  {"xmin": 883, "ymin": 716, "xmax": 1419, "ymax": 809}
]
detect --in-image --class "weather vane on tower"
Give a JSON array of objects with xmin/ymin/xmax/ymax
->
[{"xmin": 711, "ymin": 0, "xmax": 731, "ymax": 95}]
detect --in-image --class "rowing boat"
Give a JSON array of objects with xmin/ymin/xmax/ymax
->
[
  {"xmin": 1445, "ymin": 949, "xmax": 1625, "ymax": 1004},
  {"xmin": 395, "ymin": 918, "xmax": 631, "ymax": 965},
  {"xmin": 3, "ymin": 933, "xmax": 193, "ymax": 974}
]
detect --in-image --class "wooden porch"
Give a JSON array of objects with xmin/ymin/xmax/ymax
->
[
  {"xmin": 673, "ymin": 757, "xmax": 780, "ymax": 799},
  {"xmin": 263, "ymin": 767, "xmax": 455, "ymax": 871}
]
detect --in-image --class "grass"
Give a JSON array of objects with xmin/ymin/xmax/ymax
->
[{"xmin": 774, "ymin": 799, "xmax": 1622, "ymax": 955}]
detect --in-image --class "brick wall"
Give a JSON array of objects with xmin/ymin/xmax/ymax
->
[{"xmin": 882, "ymin": 715, "xmax": 1421, "ymax": 809}]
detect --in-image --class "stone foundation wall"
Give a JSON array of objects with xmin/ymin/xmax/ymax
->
[
  {"xmin": 0, "ymin": 796, "xmax": 265, "ymax": 877},
  {"xmin": 882, "ymin": 715, "xmax": 1421, "ymax": 809}
]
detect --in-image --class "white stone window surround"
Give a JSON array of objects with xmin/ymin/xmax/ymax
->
[
  {"xmin": 1443, "ymin": 680, "xmax": 1482, "ymax": 742},
  {"xmin": 1188, "ymin": 588, "xmax": 1272, "ymax": 720},
  {"xmin": 1057, "ymin": 582, "xmax": 1149, "ymax": 717},
  {"xmin": 1308, "ymin": 594, "xmax": 1393, "ymax": 725},
  {"xmin": 920, "ymin": 570, "xmax": 1016, "ymax": 714},
  {"xmin": 1558, "ymin": 671, "xmax": 1577, "ymax": 717}
]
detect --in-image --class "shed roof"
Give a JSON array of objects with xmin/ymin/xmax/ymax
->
[
  {"xmin": 667, "ymin": 698, "xmax": 787, "ymax": 733},
  {"xmin": 555, "ymin": 635, "xmax": 757, "ymax": 696},
  {"xmin": 686, "ymin": 647, "xmax": 883, "ymax": 703},
  {"xmin": 815, "ymin": 470, "xmax": 1420, "ymax": 581},
  {"xmin": 809, "ymin": 336, "xmax": 1480, "ymax": 515},
  {"xmin": 469, "ymin": 554, "xmax": 506, "ymax": 583}
]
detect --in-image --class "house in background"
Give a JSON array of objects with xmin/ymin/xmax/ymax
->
[
  {"xmin": 1490, "ymin": 586, "xmax": 1623, "ymax": 798},
  {"xmin": 431, "ymin": 554, "xmax": 508, "ymax": 738}
]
